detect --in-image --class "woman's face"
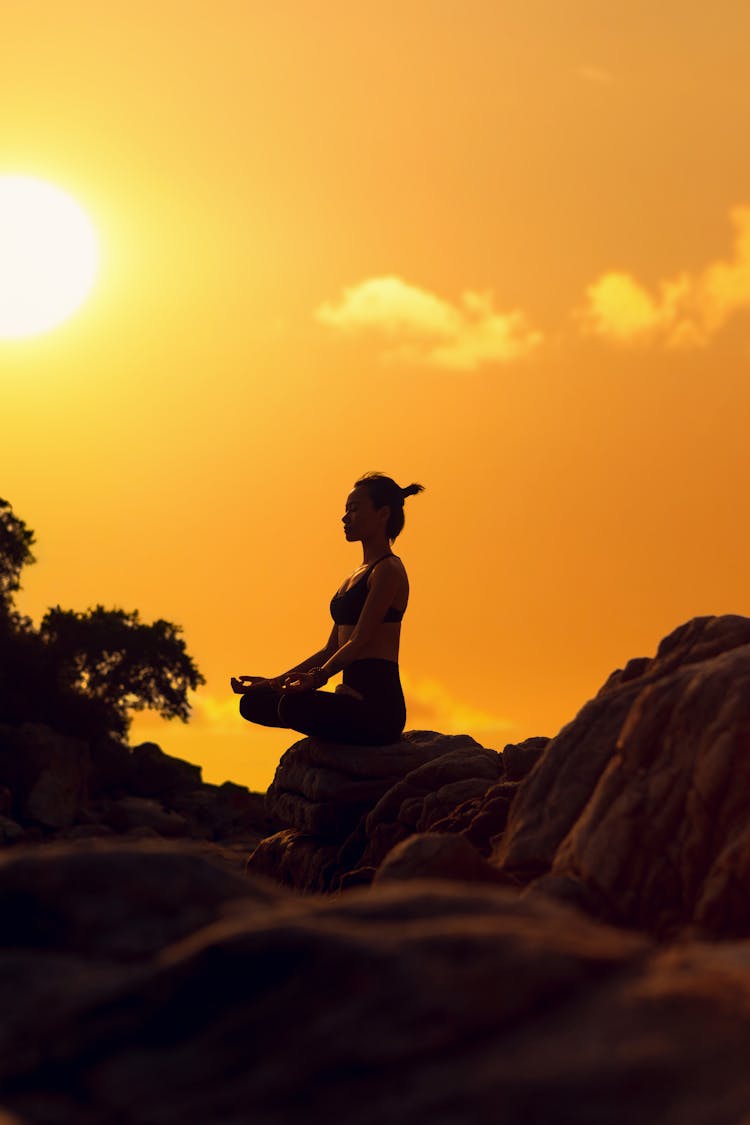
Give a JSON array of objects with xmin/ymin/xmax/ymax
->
[{"xmin": 342, "ymin": 486, "xmax": 388, "ymax": 542}]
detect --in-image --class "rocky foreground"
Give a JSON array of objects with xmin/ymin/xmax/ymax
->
[{"xmin": 3, "ymin": 614, "xmax": 750, "ymax": 1122}]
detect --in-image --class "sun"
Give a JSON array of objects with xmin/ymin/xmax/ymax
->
[{"xmin": 0, "ymin": 174, "xmax": 100, "ymax": 339}]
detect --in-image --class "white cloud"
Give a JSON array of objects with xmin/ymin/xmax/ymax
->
[
  {"xmin": 579, "ymin": 206, "xmax": 750, "ymax": 348},
  {"xmin": 315, "ymin": 275, "xmax": 542, "ymax": 370}
]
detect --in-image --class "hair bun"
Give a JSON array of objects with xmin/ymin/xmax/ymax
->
[{"xmin": 401, "ymin": 482, "xmax": 425, "ymax": 500}]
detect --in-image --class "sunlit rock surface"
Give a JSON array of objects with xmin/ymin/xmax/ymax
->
[
  {"xmin": 4, "ymin": 842, "xmax": 750, "ymax": 1124},
  {"xmin": 250, "ymin": 732, "xmax": 546, "ymax": 892},
  {"xmin": 497, "ymin": 615, "xmax": 750, "ymax": 937}
]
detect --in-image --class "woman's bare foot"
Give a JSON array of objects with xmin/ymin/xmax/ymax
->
[{"xmin": 335, "ymin": 683, "xmax": 365, "ymax": 701}]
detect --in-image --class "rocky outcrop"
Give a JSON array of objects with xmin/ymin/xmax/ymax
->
[
  {"xmin": 491, "ymin": 615, "xmax": 750, "ymax": 938},
  {"xmin": 355, "ymin": 740, "xmax": 504, "ymax": 869},
  {"xmin": 245, "ymin": 827, "xmax": 341, "ymax": 891},
  {"xmin": 251, "ymin": 614, "xmax": 750, "ymax": 943},
  {"xmin": 7, "ymin": 839, "xmax": 750, "ymax": 1124},
  {"xmin": 0, "ymin": 724, "xmax": 90, "ymax": 830},
  {"xmin": 265, "ymin": 731, "xmax": 469, "ymax": 839},
  {"xmin": 374, "ymin": 832, "xmax": 514, "ymax": 886},
  {"xmin": 0, "ymin": 724, "xmax": 272, "ymax": 850},
  {"xmin": 250, "ymin": 731, "xmax": 548, "ymax": 893},
  {"xmin": 249, "ymin": 732, "xmax": 513, "ymax": 891}
]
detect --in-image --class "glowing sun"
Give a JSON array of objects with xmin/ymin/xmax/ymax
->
[{"xmin": 0, "ymin": 174, "xmax": 100, "ymax": 339}]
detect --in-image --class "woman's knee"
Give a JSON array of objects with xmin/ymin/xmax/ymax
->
[
  {"xmin": 239, "ymin": 688, "xmax": 281, "ymax": 726},
  {"xmin": 276, "ymin": 691, "xmax": 302, "ymax": 725},
  {"xmin": 239, "ymin": 692, "xmax": 258, "ymax": 722}
]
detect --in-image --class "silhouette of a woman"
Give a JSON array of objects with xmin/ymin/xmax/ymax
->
[{"xmin": 232, "ymin": 472, "xmax": 424, "ymax": 745}]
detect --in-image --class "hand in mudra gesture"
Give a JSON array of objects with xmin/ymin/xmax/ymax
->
[
  {"xmin": 230, "ymin": 675, "xmax": 284, "ymax": 694},
  {"xmin": 279, "ymin": 669, "xmax": 326, "ymax": 693},
  {"xmin": 230, "ymin": 671, "xmax": 325, "ymax": 694}
]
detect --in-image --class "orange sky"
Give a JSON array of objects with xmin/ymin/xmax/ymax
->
[{"xmin": 4, "ymin": 1, "xmax": 750, "ymax": 790}]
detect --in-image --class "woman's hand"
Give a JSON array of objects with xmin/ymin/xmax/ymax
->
[
  {"xmin": 280, "ymin": 668, "xmax": 327, "ymax": 693},
  {"xmin": 230, "ymin": 675, "xmax": 283, "ymax": 694}
]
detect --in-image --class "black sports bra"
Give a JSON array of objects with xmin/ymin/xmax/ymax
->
[{"xmin": 330, "ymin": 554, "xmax": 406, "ymax": 626}]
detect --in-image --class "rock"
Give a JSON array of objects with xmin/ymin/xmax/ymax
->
[
  {"xmin": 88, "ymin": 736, "xmax": 135, "ymax": 798},
  {"xmin": 103, "ymin": 797, "xmax": 190, "ymax": 838},
  {"xmin": 129, "ymin": 741, "xmax": 203, "ymax": 798},
  {"xmin": 1, "ymin": 721, "xmax": 269, "ymax": 847},
  {"xmin": 431, "ymin": 780, "xmax": 520, "ymax": 856},
  {"xmin": 495, "ymin": 615, "xmax": 750, "ymax": 882},
  {"xmin": 357, "ymin": 744, "xmax": 504, "ymax": 870},
  {"xmin": 0, "ymin": 724, "xmax": 90, "ymax": 829},
  {"xmin": 375, "ymin": 832, "xmax": 514, "ymax": 886},
  {"xmin": 306, "ymin": 730, "xmax": 482, "ymax": 779},
  {"xmin": 269, "ymin": 787, "xmax": 366, "ymax": 839},
  {"xmin": 337, "ymin": 865, "xmax": 376, "ymax": 890},
  {"xmin": 0, "ymin": 815, "xmax": 24, "ymax": 845},
  {"xmin": 64, "ymin": 824, "xmax": 116, "ymax": 840},
  {"xmin": 10, "ymin": 853, "xmax": 750, "ymax": 1124},
  {"xmin": 169, "ymin": 782, "xmax": 274, "ymax": 841},
  {"xmin": 0, "ymin": 859, "xmax": 650, "ymax": 1122},
  {"xmin": 500, "ymin": 735, "xmax": 549, "ymax": 781},
  {"xmin": 265, "ymin": 738, "xmax": 404, "ymax": 844},
  {"xmin": 258, "ymin": 732, "xmax": 502, "ymax": 890},
  {"xmin": 246, "ymin": 828, "xmax": 340, "ymax": 893},
  {"xmin": 0, "ymin": 839, "xmax": 275, "ymax": 960},
  {"xmin": 495, "ymin": 614, "xmax": 750, "ymax": 939},
  {"xmin": 404, "ymin": 737, "xmax": 550, "ymax": 861},
  {"xmin": 7, "ymin": 839, "xmax": 750, "ymax": 1122},
  {"xmin": 266, "ymin": 731, "xmax": 479, "ymax": 846}
]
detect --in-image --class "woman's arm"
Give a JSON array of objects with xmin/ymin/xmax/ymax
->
[
  {"xmin": 285, "ymin": 565, "xmax": 401, "ymax": 689},
  {"xmin": 281, "ymin": 624, "xmax": 339, "ymax": 677},
  {"xmin": 232, "ymin": 625, "xmax": 339, "ymax": 693}
]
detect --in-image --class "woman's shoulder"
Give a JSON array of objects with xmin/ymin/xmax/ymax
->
[
  {"xmin": 371, "ymin": 554, "xmax": 408, "ymax": 582},
  {"xmin": 378, "ymin": 552, "xmax": 405, "ymax": 569}
]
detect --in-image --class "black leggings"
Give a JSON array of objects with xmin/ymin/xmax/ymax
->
[{"xmin": 239, "ymin": 658, "xmax": 406, "ymax": 746}]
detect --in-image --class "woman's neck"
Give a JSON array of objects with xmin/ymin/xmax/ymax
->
[{"xmin": 360, "ymin": 537, "xmax": 393, "ymax": 565}]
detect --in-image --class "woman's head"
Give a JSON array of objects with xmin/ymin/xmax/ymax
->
[{"xmin": 344, "ymin": 472, "xmax": 425, "ymax": 542}]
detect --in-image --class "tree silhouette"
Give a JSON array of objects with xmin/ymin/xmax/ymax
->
[
  {"xmin": 0, "ymin": 497, "xmax": 35, "ymax": 624},
  {"xmin": 0, "ymin": 497, "xmax": 204, "ymax": 740},
  {"xmin": 41, "ymin": 606, "xmax": 204, "ymax": 738}
]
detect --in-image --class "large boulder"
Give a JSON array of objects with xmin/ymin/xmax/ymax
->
[
  {"xmin": 495, "ymin": 615, "xmax": 750, "ymax": 938},
  {"xmin": 356, "ymin": 741, "xmax": 504, "ymax": 870},
  {"xmin": 0, "ymin": 838, "xmax": 276, "ymax": 960},
  {"xmin": 246, "ymin": 828, "xmax": 340, "ymax": 892},
  {"xmin": 0, "ymin": 816, "xmax": 24, "ymax": 845},
  {"xmin": 374, "ymin": 832, "xmax": 514, "ymax": 886},
  {"xmin": 265, "ymin": 731, "xmax": 467, "ymax": 841},
  {"xmin": 102, "ymin": 796, "xmax": 190, "ymax": 838},
  {"xmin": 253, "ymin": 731, "xmax": 494, "ymax": 890},
  {"xmin": 8, "ymin": 846, "xmax": 750, "ymax": 1124},
  {"xmin": 0, "ymin": 723, "xmax": 90, "ymax": 829},
  {"xmin": 496, "ymin": 615, "xmax": 750, "ymax": 881},
  {"xmin": 89, "ymin": 738, "xmax": 205, "ymax": 804},
  {"xmin": 169, "ymin": 781, "xmax": 275, "ymax": 841},
  {"xmin": 410, "ymin": 737, "xmax": 549, "ymax": 858},
  {"xmin": 128, "ymin": 741, "xmax": 203, "ymax": 798}
]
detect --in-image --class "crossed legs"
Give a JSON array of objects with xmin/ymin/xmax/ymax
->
[{"xmin": 238, "ymin": 683, "xmax": 402, "ymax": 746}]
